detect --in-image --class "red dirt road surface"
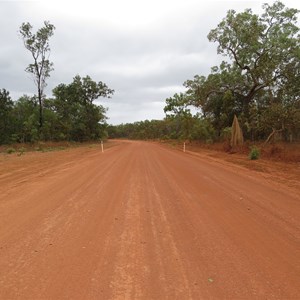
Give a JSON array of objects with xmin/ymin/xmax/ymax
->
[{"xmin": 0, "ymin": 141, "xmax": 299, "ymax": 299}]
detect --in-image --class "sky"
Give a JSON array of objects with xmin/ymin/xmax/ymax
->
[{"xmin": 0, "ymin": 0, "xmax": 299, "ymax": 124}]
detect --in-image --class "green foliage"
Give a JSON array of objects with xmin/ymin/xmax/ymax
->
[
  {"xmin": 6, "ymin": 147, "xmax": 16, "ymax": 154},
  {"xmin": 221, "ymin": 127, "xmax": 232, "ymax": 140},
  {"xmin": 249, "ymin": 146, "xmax": 260, "ymax": 160},
  {"xmin": 11, "ymin": 95, "xmax": 39, "ymax": 143},
  {"xmin": 207, "ymin": 2, "xmax": 299, "ymax": 100},
  {"xmin": 0, "ymin": 89, "xmax": 14, "ymax": 144},
  {"xmin": 164, "ymin": 93, "xmax": 190, "ymax": 116},
  {"xmin": 0, "ymin": 76, "xmax": 112, "ymax": 145},
  {"xmin": 107, "ymin": 116, "xmax": 216, "ymax": 142},
  {"xmin": 17, "ymin": 147, "xmax": 26, "ymax": 156},
  {"xmin": 19, "ymin": 21, "xmax": 55, "ymax": 129},
  {"xmin": 52, "ymin": 75, "xmax": 113, "ymax": 142},
  {"xmin": 172, "ymin": 1, "xmax": 300, "ymax": 142},
  {"xmin": 190, "ymin": 117, "xmax": 216, "ymax": 141},
  {"xmin": 164, "ymin": 93, "xmax": 196, "ymax": 140}
]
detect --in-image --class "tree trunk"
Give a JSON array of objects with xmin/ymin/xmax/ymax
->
[
  {"xmin": 38, "ymin": 83, "xmax": 43, "ymax": 130},
  {"xmin": 264, "ymin": 128, "xmax": 283, "ymax": 145}
]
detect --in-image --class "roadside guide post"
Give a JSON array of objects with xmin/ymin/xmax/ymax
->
[
  {"xmin": 101, "ymin": 140, "xmax": 104, "ymax": 153},
  {"xmin": 183, "ymin": 142, "xmax": 186, "ymax": 153}
]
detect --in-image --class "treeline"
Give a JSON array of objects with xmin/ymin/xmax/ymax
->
[
  {"xmin": 110, "ymin": 1, "xmax": 300, "ymax": 143},
  {"xmin": 107, "ymin": 117, "xmax": 215, "ymax": 141},
  {"xmin": 0, "ymin": 75, "xmax": 113, "ymax": 144}
]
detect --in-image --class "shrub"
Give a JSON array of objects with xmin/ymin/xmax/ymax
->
[
  {"xmin": 17, "ymin": 147, "xmax": 26, "ymax": 156},
  {"xmin": 249, "ymin": 146, "xmax": 260, "ymax": 160},
  {"xmin": 35, "ymin": 141, "xmax": 45, "ymax": 151},
  {"xmin": 6, "ymin": 147, "xmax": 16, "ymax": 154}
]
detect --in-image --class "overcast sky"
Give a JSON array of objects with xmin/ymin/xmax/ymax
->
[{"xmin": 1, "ymin": 0, "xmax": 299, "ymax": 124}]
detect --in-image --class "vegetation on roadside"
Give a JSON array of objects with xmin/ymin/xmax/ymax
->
[
  {"xmin": 108, "ymin": 1, "xmax": 300, "ymax": 147},
  {"xmin": 249, "ymin": 146, "xmax": 260, "ymax": 160},
  {"xmin": 0, "ymin": 141, "xmax": 111, "ymax": 156},
  {"xmin": 1, "ymin": 1, "xmax": 299, "ymax": 158},
  {"xmin": 6, "ymin": 147, "xmax": 16, "ymax": 154}
]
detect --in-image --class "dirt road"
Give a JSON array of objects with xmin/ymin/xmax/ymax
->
[{"xmin": 0, "ymin": 141, "xmax": 299, "ymax": 299}]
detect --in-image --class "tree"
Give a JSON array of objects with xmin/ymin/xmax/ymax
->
[
  {"xmin": 19, "ymin": 21, "xmax": 55, "ymax": 130},
  {"xmin": 207, "ymin": 1, "xmax": 299, "ymax": 106},
  {"xmin": 0, "ymin": 89, "xmax": 14, "ymax": 144},
  {"xmin": 184, "ymin": 70, "xmax": 238, "ymax": 137},
  {"xmin": 12, "ymin": 95, "xmax": 39, "ymax": 143},
  {"xmin": 183, "ymin": 1, "xmax": 299, "ymax": 141},
  {"xmin": 164, "ymin": 93, "xmax": 194, "ymax": 140},
  {"xmin": 52, "ymin": 75, "xmax": 114, "ymax": 141}
]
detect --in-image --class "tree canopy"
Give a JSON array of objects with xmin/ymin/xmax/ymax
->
[
  {"xmin": 166, "ymin": 1, "xmax": 300, "ymax": 142},
  {"xmin": 0, "ymin": 75, "xmax": 113, "ymax": 144},
  {"xmin": 207, "ymin": 2, "xmax": 299, "ymax": 104},
  {"xmin": 52, "ymin": 75, "xmax": 114, "ymax": 141}
]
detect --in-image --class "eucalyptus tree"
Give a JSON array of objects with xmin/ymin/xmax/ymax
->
[
  {"xmin": 19, "ymin": 21, "xmax": 55, "ymax": 130},
  {"xmin": 207, "ymin": 1, "xmax": 299, "ymax": 105}
]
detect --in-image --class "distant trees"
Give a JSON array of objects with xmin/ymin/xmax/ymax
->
[
  {"xmin": 19, "ymin": 21, "xmax": 55, "ymax": 130},
  {"xmin": 107, "ymin": 117, "xmax": 215, "ymax": 142}
]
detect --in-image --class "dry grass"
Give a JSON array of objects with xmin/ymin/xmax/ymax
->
[
  {"xmin": 0, "ymin": 140, "xmax": 116, "ymax": 155},
  {"xmin": 260, "ymin": 143, "xmax": 300, "ymax": 162},
  {"xmin": 182, "ymin": 140, "xmax": 300, "ymax": 163},
  {"xmin": 159, "ymin": 139, "xmax": 300, "ymax": 193}
]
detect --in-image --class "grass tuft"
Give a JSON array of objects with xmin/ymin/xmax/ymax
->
[
  {"xmin": 6, "ymin": 147, "xmax": 16, "ymax": 154},
  {"xmin": 249, "ymin": 146, "xmax": 260, "ymax": 160}
]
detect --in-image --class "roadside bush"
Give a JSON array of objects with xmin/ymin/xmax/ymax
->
[
  {"xmin": 6, "ymin": 147, "xmax": 16, "ymax": 154},
  {"xmin": 35, "ymin": 141, "xmax": 45, "ymax": 152},
  {"xmin": 17, "ymin": 147, "xmax": 26, "ymax": 156},
  {"xmin": 249, "ymin": 146, "xmax": 260, "ymax": 160}
]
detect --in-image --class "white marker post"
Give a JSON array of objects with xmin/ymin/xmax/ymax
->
[
  {"xmin": 101, "ymin": 140, "xmax": 104, "ymax": 153},
  {"xmin": 183, "ymin": 142, "xmax": 186, "ymax": 153}
]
